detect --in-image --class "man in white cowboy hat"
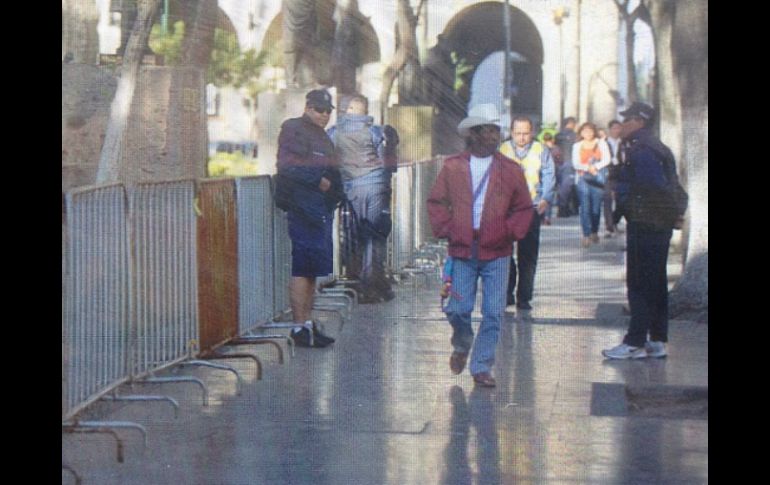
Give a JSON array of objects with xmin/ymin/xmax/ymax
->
[{"xmin": 427, "ymin": 103, "xmax": 533, "ymax": 387}]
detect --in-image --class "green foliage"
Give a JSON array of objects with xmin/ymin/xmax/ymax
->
[
  {"xmin": 149, "ymin": 20, "xmax": 185, "ymax": 65},
  {"xmin": 207, "ymin": 152, "xmax": 260, "ymax": 177},
  {"xmin": 450, "ymin": 52, "xmax": 474, "ymax": 94},
  {"xmin": 207, "ymin": 29, "xmax": 271, "ymax": 102},
  {"xmin": 207, "ymin": 28, "xmax": 242, "ymax": 86},
  {"xmin": 150, "ymin": 24, "xmax": 273, "ymax": 102},
  {"xmin": 234, "ymin": 49, "xmax": 271, "ymax": 101},
  {"xmin": 536, "ymin": 124, "xmax": 558, "ymax": 144}
]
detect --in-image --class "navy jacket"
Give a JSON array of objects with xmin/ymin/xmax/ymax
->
[
  {"xmin": 276, "ymin": 114, "xmax": 343, "ymax": 218},
  {"xmin": 615, "ymin": 127, "xmax": 676, "ymax": 209}
]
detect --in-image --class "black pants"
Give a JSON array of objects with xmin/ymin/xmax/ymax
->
[
  {"xmin": 623, "ymin": 222, "xmax": 673, "ymax": 347},
  {"xmin": 507, "ymin": 209, "xmax": 541, "ymax": 305},
  {"xmin": 603, "ymin": 179, "xmax": 616, "ymax": 232}
]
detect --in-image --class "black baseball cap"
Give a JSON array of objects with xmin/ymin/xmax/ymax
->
[
  {"xmin": 305, "ymin": 89, "xmax": 335, "ymax": 110},
  {"xmin": 620, "ymin": 102, "xmax": 655, "ymax": 122}
]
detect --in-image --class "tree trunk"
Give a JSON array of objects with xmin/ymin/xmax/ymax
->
[
  {"xmin": 669, "ymin": 0, "xmax": 708, "ymax": 321},
  {"xmin": 380, "ymin": 0, "xmax": 420, "ymax": 121},
  {"xmin": 647, "ymin": 0, "xmax": 707, "ymax": 321},
  {"xmin": 332, "ymin": 0, "xmax": 361, "ymax": 96},
  {"xmin": 647, "ymin": 0, "xmax": 682, "ymax": 164},
  {"xmin": 179, "ymin": 0, "xmax": 218, "ymax": 69},
  {"xmin": 62, "ymin": 0, "xmax": 100, "ymax": 64},
  {"xmin": 96, "ymin": 0, "xmax": 162, "ymax": 184}
]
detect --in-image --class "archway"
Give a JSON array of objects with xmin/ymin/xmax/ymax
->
[
  {"xmin": 425, "ymin": 2, "xmax": 544, "ymax": 153},
  {"xmin": 445, "ymin": 2, "xmax": 543, "ymax": 115}
]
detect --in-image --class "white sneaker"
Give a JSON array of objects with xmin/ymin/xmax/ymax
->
[
  {"xmin": 645, "ymin": 341, "xmax": 668, "ymax": 358},
  {"xmin": 602, "ymin": 343, "xmax": 648, "ymax": 360}
]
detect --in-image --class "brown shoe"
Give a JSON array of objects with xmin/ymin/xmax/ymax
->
[
  {"xmin": 449, "ymin": 351, "xmax": 468, "ymax": 375},
  {"xmin": 472, "ymin": 372, "xmax": 497, "ymax": 387}
]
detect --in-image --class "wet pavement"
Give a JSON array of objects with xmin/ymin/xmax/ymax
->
[{"xmin": 62, "ymin": 216, "xmax": 708, "ymax": 484}]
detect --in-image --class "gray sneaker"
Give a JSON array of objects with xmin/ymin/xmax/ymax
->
[
  {"xmin": 645, "ymin": 341, "xmax": 667, "ymax": 358},
  {"xmin": 602, "ymin": 343, "xmax": 648, "ymax": 360}
]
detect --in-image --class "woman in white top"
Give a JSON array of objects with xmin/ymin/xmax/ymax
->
[{"xmin": 571, "ymin": 122, "xmax": 611, "ymax": 247}]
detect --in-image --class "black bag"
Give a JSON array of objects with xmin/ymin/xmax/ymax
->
[
  {"xmin": 627, "ymin": 183, "xmax": 687, "ymax": 230},
  {"xmin": 273, "ymin": 173, "xmax": 295, "ymax": 212},
  {"xmin": 626, "ymin": 144, "xmax": 688, "ymax": 231}
]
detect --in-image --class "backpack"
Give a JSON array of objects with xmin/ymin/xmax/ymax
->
[{"xmin": 626, "ymin": 140, "xmax": 688, "ymax": 231}]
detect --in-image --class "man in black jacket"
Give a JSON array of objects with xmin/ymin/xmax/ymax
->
[
  {"xmin": 602, "ymin": 102, "xmax": 687, "ymax": 360},
  {"xmin": 276, "ymin": 89, "xmax": 343, "ymax": 347}
]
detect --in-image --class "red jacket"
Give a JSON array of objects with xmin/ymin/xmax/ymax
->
[{"xmin": 427, "ymin": 151, "xmax": 533, "ymax": 260}]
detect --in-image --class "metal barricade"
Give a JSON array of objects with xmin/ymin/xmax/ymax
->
[
  {"xmin": 272, "ymin": 202, "xmax": 292, "ymax": 318},
  {"xmin": 235, "ymin": 177, "xmax": 275, "ymax": 332},
  {"xmin": 413, "ymin": 159, "xmax": 441, "ymax": 249},
  {"xmin": 196, "ymin": 179, "xmax": 239, "ymax": 353},
  {"xmin": 63, "ymin": 184, "xmax": 131, "ymax": 420},
  {"xmin": 129, "ymin": 180, "xmax": 199, "ymax": 377},
  {"xmin": 390, "ymin": 163, "xmax": 415, "ymax": 272}
]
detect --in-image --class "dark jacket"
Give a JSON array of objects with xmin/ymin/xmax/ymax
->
[
  {"xmin": 327, "ymin": 115, "xmax": 398, "ymax": 182},
  {"xmin": 615, "ymin": 128, "xmax": 675, "ymax": 209},
  {"xmin": 427, "ymin": 151, "xmax": 533, "ymax": 260},
  {"xmin": 276, "ymin": 114, "xmax": 343, "ymax": 218},
  {"xmin": 615, "ymin": 127, "xmax": 686, "ymax": 229}
]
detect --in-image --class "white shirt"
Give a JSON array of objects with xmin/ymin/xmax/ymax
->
[
  {"xmin": 606, "ymin": 137, "xmax": 621, "ymax": 165},
  {"xmin": 470, "ymin": 155, "xmax": 493, "ymax": 230}
]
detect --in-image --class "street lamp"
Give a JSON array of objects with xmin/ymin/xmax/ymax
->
[
  {"xmin": 503, "ymin": 0, "xmax": 512, "ymax": 120},
  {"xmin": 553, "ymin": 6, "xmax": 570, "ymax": 124}
]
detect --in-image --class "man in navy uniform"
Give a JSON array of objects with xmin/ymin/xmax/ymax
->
[
  {"xmin": 602, "ymin": 102, "xmax": 686, "ymax": 360},
  {"xmin": 276, "ymin": 89, "xmax": 343, "ymax": 347}
]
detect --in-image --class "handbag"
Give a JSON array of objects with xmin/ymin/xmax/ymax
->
[{"xmin": 582, "ymin": 166, "xmax": 608, "ymax": 188}]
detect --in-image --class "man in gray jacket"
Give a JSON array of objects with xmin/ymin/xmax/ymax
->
[{"xmin": 327, "ymin": 94, "xmax": 399, "ymax": 303}]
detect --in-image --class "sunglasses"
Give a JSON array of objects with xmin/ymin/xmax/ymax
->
[{"xmin": 312, "ymin": 106, "xmax": 333, "ymax": 115}]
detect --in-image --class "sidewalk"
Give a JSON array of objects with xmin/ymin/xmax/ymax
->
[{"xmin": 62, "ymin": 215, "xmax": 707, "ymax": 484}]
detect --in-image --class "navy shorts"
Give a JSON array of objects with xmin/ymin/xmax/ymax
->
[{"xmin": 288, "ymin": 212, "xmax": 334, "ymax": 277}]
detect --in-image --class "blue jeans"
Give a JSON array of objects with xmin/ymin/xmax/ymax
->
[
  {"xmin": 576, "ymin": 177, "xmax": 604, "ymax": 236},
  {"xmin": 344, "ymin": 171, "xmax": 393, "ymax": 297},
  {"xmin": 444, "ymin": 251, "xmax": 509, "ymax": 375}
]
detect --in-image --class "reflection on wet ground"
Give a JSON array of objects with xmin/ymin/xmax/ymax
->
[{"xmin": 63, "ymin": 217, "xmax": 707, "ymax": 484}]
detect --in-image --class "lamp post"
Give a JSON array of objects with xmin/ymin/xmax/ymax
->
[
  {"xmin": 503, "ymin": 0, "xmax": 512, "ymax": 120},
  {"xmin": 553, "ymin": 6, "xmax": 570, "ymax": 124}
]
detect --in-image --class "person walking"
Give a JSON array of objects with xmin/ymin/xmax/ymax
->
[
  {"xmin": 572, "ymin": 122, "xmax": 611, "ymax": 247},
  {"xmin": 555, "ymin": 117, "xmax": 578, "ymax": 217},
  {"xmin": 499, "ymin": 116, "xmax": 556, "ymax": 311},
  {"xmin": 427, "ymin": 104, "xmax": 533, "ymax": 387}
]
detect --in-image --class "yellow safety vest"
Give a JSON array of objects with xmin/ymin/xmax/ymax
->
[{"xmin": 500, "ymin": 140, "xmax": 543, "ymax": 201}]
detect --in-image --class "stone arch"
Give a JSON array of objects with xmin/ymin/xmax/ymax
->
[
  {"xmin": 442, "ymin": 1, "xmax": 544, "ymax": 117},
  {"xmin": 214, "ymin": 6, "xmax": 239, "ymax": 37},
  {"xmin": 425, "ymin": 1, "xmax": 544, "ymax": 153}
]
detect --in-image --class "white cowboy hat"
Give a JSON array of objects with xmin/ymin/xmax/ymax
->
[{"xmin": 457, "ymin": 103, "xmax": 502, "ymax": 137}]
